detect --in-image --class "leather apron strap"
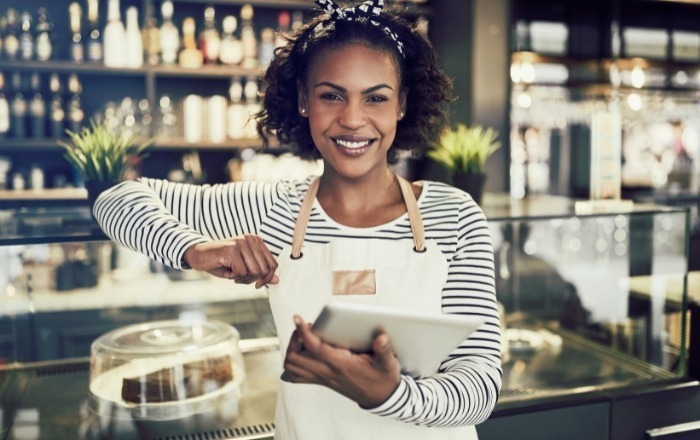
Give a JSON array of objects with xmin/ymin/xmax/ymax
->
[{"xmin": 290, "ymin": 176, "xmax": 425, "ymax": 259}]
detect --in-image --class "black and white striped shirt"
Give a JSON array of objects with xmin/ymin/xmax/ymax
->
[{"xmin": 93, "ymin": 177, "xmax": 502, "ymax": 427}]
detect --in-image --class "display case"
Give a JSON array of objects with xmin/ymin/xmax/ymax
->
[{"xmin": 0, "ymin": 198, "xmax": 698, "ymax": 439}]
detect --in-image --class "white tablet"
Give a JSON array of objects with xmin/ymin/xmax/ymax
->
[{"xmin": 311, "ymin": 301, "xmax": 487, "ymax": 377}]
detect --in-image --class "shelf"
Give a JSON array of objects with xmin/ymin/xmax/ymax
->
[
  {"xmin": 168, "ymin": 0, "xmax": 430, "ymax": 15},
  {"xmin": 152, "ymin": 138, "xmax": 266, "ymax": 150},
  {"xmin": 151, "ymin": 64, "xmax": 264, "ymax": 79},
  {"xmin": 0, "ymin": 138, "xmax": 65, "ymax": 150},
  {"xmin": 0, "ymin": 60, "xmax": 147, "ymax": 76},
  {"xmin": 512, "ymin": 51, "xmax": 700, "ymax": 71}
]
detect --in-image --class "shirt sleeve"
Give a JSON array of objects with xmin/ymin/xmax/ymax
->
[
  {"xmin": 367, "ymin": 195, "xmax": 502, "ymax": 427},
  {"xmin": 92, "ymin": 178, "xmax": 281, "ymax": 269}
]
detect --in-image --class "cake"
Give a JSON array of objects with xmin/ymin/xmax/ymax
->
[{"xmin": 121, "ymin": 354, "xmax": 233, "ymax": 404}]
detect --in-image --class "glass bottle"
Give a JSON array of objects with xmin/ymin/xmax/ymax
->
[
  {"xmin": 67, "ymin": 74, "xmax": 84, "ymax": 133},
  {"xmin": 159, "ymin": 0, "xmax": 179, "ymax": 65},
  {"xmin": 291, "ymin": 11, "xmax": 304, "ymax": 33},
  {"xmin": 227, "ymin": 77, "xmax": 246, "ymax": 140},
  {"xmin": 240, "ymin": 4, "xmax": 258, "ymax": 69},
  {"xmin": 19, "ymin": 11, "xmax": 34, "ymax": 61},
  {"xmin": 69, "ymin": 2, "xmax": 84, "ymax": 63},
  {"xmin": 142, "ymin": 3, "xmax": 160, "ymax": 66},
  {"xmin": 219, "ymin": 15, "xmax": 243, "ymax": 66},
  {"xmin": 199, "ymin": 6, "xmax": 221, "ymax": 64},
  {"xmin": 48, "ymin": 73, "xmax": 65, "ymax": 138},
  {"xmin": 10, "ymin": 73, "xmax": 27, "ymax": 139},
  {"xmin": 124, "ymin": 6, "xmax": 143, "ymax": 68},
  {"xmin": 86, "ymin": 0, "xmax": 103, "ymax": 62},
  {"xmin": 158, "ymin": 95, "xmax": 177, "ymax": 139},
  {"xmin": 275, "ymin": 11, "xmax": 291, "ymax": 49},
  {"xmin": 28, "ymin": 73, "xmax": 46, "ymax": 138},
  {"xmin": 179, "ymin": 17, "xmax": 202, "ymax": 69},
  {"xmin": 103, "ymin": 0, "xmax": 126, "ymax": 68},
  {"xmin": 0, "ymin": 73, "xmax": 9, "ymax": 139},
  {"xmin": 3, "ymin": 9, "xmax": 20, "ymax": 60},
  {"xmin": 259, "ymin": 28, "xmax": 275, "ymax": 69},
  {"xmin": 244, "ymin": 77, "xmax": 260, "ymax": 138},
  {"xmin": 34, "ymin": 8, "xmax": 53, "ymax": 61}
]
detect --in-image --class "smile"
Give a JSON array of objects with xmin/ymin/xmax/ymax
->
[{"xmin": 334, "ymin": 139, "xmax": 373, "ymax": 149}]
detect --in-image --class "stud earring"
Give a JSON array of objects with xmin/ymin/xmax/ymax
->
[{"xmin": 300, "ymin": 108, "xmax": 307, "ymax": 115}]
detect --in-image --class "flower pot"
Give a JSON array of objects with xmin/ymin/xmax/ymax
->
[
  {"xmin": 452, "ymin": 173, "xmax": 486, "ymax": 205},
  {"xmin": 85, "ymin": 180, "xmax": 119, "ymax": 209}
]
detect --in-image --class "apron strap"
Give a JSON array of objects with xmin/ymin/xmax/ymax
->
[
  {"xmin": 291, "ymin": 178, "xmax": 320, "ymax": 259},
  {"xmin": 290, "ymin": 175, "xmax": 426, "ymax": 258}
]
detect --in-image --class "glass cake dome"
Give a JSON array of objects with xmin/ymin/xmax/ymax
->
[{"xmin": 87, "ymin": 319, "xmax": 246, "ymax": 439}]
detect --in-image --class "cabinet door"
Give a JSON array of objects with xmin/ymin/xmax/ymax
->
[
  {"xmin": 477, "ymin": 401, "xmax": 611, "ymax": 440},
  {"xmin": 611, "ymin": 384, "xmax": 700, "ymax": 440}
]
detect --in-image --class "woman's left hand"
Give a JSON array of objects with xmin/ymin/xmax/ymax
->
[{"xmin": 283, "ymin": 315, "xmax": 402, "ymax": 409}]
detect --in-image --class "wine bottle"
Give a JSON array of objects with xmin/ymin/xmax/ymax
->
[
  {"xmin": 10, "ymin": 73, "xmax": 27, "ymax": 138},
  {"xmin": 34, "ymin": 7, "xmax": 54, "ymax": 61},
  {"xmin": 0, "ymin": 73, "xmax": 10, "ymax": 139},
  {"xmin": 142, "ymin": 3, "xmax": 160, "ymax": 66},
  {"xmin": 199, "ymin": 6, "xmax": 221, "ymax": 64},
  {"xmin": 240, "ymin": 4, "xmax": 258, "ymax": 69},
  {"xmin": 49, "ymin": 74, "xmax": 65, "ymax": 138},
  {"xmin": 159, "ymin": 1, "xmax": 179, "ymax": 65},
  {"xmin": 124, "ymin": 6, "xmax": 143, "ymax": 68},
  {"xmin": 219, "ymin": 16, "xmax": 243, "ymax": 66},
  {"xmin": 69, "ymin": 2, "xmax": 84, "ymax": 63},
  {"xmin": 86, "ymin": 0, "xmax": 103, "ymax": 62},
  {"xmin": 244, "ymin": 77, "xmax": 260, "ymax": 138},
  {"xmin": 19, "ymin": 11, "xmax": 34, "ymax": 61},
  {"xmin": 3, "ymin": 9, "xmax": 20, "ymax": 60},
  {"xmin": 275, "ymin": 11, "xmax": 291, "ymax": 49},
  {"xmin": 227, "ymin": 77, "xmax": 246, "ymax": 140},
  {"xmin": 29, "ymin": 73, "xmax": 46, "ymax": 138},
  {"xmin": 179, "ymin": 17, "xmax": 203, "ymax": 69},
  {"xmin": 259, "ymin": 28, "xmax": 275, "ymax": 68},
  {"xmin": 67, "ymin": 74, "xmax": 84, "ymax": 133},
  {"xmin": 103, "ymin": 0, "xmax": 126, "ymax": 68}
]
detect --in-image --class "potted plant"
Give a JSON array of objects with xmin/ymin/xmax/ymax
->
[
  {"xmin": 58, "ymin": 120, "xmax": 152, "ymax": 207},
  {"xmin": 427, "ymin": 123, "xmax": 501, "ymax": 204}
]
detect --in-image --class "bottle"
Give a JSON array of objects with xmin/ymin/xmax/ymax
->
[
  {"xmin": 10, "ymin": 73, "xmax": 27, "ymax": 139},
  {"xmin": 179, "ymin": 17, "xmax": 203, "ymax": 69},
  {"xmin": 240, "ymin": 4, "xmax": 258, "ymax": 69},
  {"xmin": 199, "ymin": 6, "xmax": 221, "ymax": 64},
  {"xmin": 244, "ymin": 77, "xmax": 260, "ymax": 138},
  {"xmin": 48, "ymin": 74, "xmax": 65, "ymax": 138},
  {"xmin": 142, "ymin": 3, "xmax": 160, "ymax": 66},
  {"xmin": 34, "ymin": 8, "xmax": 54, "ymax": 61},
  {"xmin": 227, "ymin": 77, "xmax": 246, "ymax": 140},
  {"xmin": 86, "ymin": 0, "xmax": 103, "ymax": 62},
  {"xmin": 259, "ymin": 28, "xmax": 275, "ymax": 68},
  {"xmin": 158, "ymin": 95, "xmax": 177, "ymax": 139},
  {"xmin": 275, "ymin": 11, "xmax": 291, "ymax": 49},
  {"xmin": 291, "ymin": 10, "xmax": 304, "ymax": 33},
  {"xmin": 219, "ymin": 16, "xmax": 243, "ymax": 66},
  {"xmin": 137, "ymin": 98, "xmax": 153, "ymax": 138},
  {"xmin": 67, "ymin": 74, "xmax": 84, "ymax": 133},
  {"xmin": 124, "ymin": 7, "xmax": 143, "ymax": 68},
  {"xmin": 69, "ymin": 2, "xmax": 84, "ymax": 63},
  {"xmin": 0, "ymin": 73, "xmax": 10, "ymax": 138},
  {"xmin": 103, "ymin": 0, "xmax": 126, "ymax": 68},
  {"xmin": 19, "ymin": 11, "xmax": 34, "ymax": 61},
  {"xmin": 28, "ymin": 73, "xmax": 46, "ymax": 138},
  {"xmin": 159, "ymin": 0, "xmax": 179, "ymax": 65},
  {"xmin": 3, "ymin": 9, "xmax": 20, "ymax": 60},
  {"xmin": 0, "ymin": 15, "xmax": 6, "ymax": 57},
  {"xmin": 30, "ymin": 164, "xmax": 44, "ymax": 190}
]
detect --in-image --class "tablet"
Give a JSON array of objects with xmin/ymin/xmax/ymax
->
[{"xmin": 311, "ymin": 301, "xmax": 487, "ymax": 377}]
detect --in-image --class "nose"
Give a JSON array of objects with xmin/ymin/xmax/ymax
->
[{"xmin": 338, "ymin": 100, "xmax": 367, "ymax": 130}]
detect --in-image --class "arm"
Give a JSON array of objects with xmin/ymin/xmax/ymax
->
[
  {"xmin": 367, "ymin": 198, "xmax": 502, "ymax": 426},
  {"xmin": 93, "ymin": 178, "xmax": 281, "ymax": 270}
]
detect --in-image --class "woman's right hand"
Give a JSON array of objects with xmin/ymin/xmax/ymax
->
[{"xmin": 183, "ymin": 235, "xmax": 279, "ymax": 288}]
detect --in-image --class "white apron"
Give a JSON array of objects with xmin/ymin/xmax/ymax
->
[{"xmin": 268, "ymin": 177, "xmax": 478, "ymax": 440}]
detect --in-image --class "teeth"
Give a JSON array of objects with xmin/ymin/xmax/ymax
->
[{"xmin": 335, "ymin": 139, "xmax": 371, "ymax": 149}]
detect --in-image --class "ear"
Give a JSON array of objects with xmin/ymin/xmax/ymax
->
[
  {"xmin": 398, "ymin": 88, "xmax": 408, "ymax": 120},
  {"xmin": 297, "ymin": 81, "xmax": 309, "ymax": 118}
]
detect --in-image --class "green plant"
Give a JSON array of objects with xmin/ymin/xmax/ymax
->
[
  {"xmin": 58, "ymin": 120, "xmax": 152, "ymax": 182},
  {"xmin": 428, "ymin": 123, "xmax": 501, "ymax": 175}
]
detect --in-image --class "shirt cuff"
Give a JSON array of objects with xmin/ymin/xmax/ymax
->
[
  {"xmin": 173, "ymin": 235, "xmax": 211, "ymax": 270},
  {"xmin": 364, "ymin": 377, "xmax": 409, "ymax": 416}
]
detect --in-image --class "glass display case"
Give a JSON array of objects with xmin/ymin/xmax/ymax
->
[{"xmin": 0, "ymin": 199, "xmax": 698, "ymax": 439}]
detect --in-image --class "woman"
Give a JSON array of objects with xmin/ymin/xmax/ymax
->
[{"xmin": 94, "ymin": 1, "xmax": 501, "ymax": 438}]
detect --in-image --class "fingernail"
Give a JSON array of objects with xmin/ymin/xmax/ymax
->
[
  {"xmin": 378, "ymin": 334, "xmax": 389, "ymax": 347},
  {"xmin": 293, "ymin": 315, "xmax": 302, "ymax": 326}
]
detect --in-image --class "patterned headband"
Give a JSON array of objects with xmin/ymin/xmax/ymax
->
[{"xmin": 313, "ymin": 0, "xmax": 405, "ymax": 58}]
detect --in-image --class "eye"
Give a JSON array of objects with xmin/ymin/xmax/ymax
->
[
  {"xmin": 320, "ymin": 92, "xmax": 343, "ymax": 102},
  {"xmin": 367, "ymin": 95, "xmax": 388, "ymax": 103}
]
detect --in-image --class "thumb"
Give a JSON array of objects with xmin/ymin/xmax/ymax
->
[{"xmin": 373, "ymin": 333, "xmax": 393, "ymax": 363}]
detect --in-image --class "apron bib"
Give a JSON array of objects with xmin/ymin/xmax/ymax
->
[{"xmin": 268, "ymin": 177, "xmax": 478, "ymax": 440}]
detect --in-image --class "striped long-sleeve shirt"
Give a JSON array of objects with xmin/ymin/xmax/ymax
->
[{"xmin": 93, "ymin": 177, "xmax": 502, "ymax": 427}]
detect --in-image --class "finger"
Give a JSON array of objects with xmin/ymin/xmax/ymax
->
[
  {"xmin": 283, "ymin": 363, "xmax": 317, "ymax": 384},
  {"xmin": 294, "ymin": 316, "xmax": 331, "ymax": 358},
  {"xmin": 237, "ymin": 238, "xmax": 264, "ymax": 282},
  {"xmin": 245, "ymin": 235, "xmax": 272, "ymax": 284},
  {"xmin": 256, "ymin": 236, "xmax": 280, "ymax": 286},
  {"xmin": 220, "ymin": 245, "xmax": 248, "ymax": 278},
  {"xmin": 285, "ymin": 328, "xmax": 304, "ymax": 356},
  {"xmin": 372, "ymin": 332, "xmax": 393, "ymax": 365}
]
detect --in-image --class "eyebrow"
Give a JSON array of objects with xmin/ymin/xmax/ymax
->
[{"xmin": 314, "ymin": 81, "xmax": 394, "ymax": 94}]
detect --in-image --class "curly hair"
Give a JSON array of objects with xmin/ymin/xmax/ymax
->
[{"xmin": 256, "ymin": 9, "xmax": 454, "ymax": 161}]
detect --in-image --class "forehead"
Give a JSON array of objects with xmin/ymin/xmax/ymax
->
[{"xmin": 306, "ymin": 43, "xmax": 401, "ymax": 89}]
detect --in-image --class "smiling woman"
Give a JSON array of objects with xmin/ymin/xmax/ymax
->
[{"xmin": 92, "ymin": 1, "xmax": 502, "ymax": 439}]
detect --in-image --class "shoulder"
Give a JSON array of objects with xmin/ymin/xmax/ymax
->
[{"xmin": 420, "ymin": 180, "xmax": 481, "ymax": 211}]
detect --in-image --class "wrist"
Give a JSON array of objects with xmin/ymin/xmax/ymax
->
[{"xmin": 182, "ymin": 244, "xmax": 198, "ymax": 270}]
